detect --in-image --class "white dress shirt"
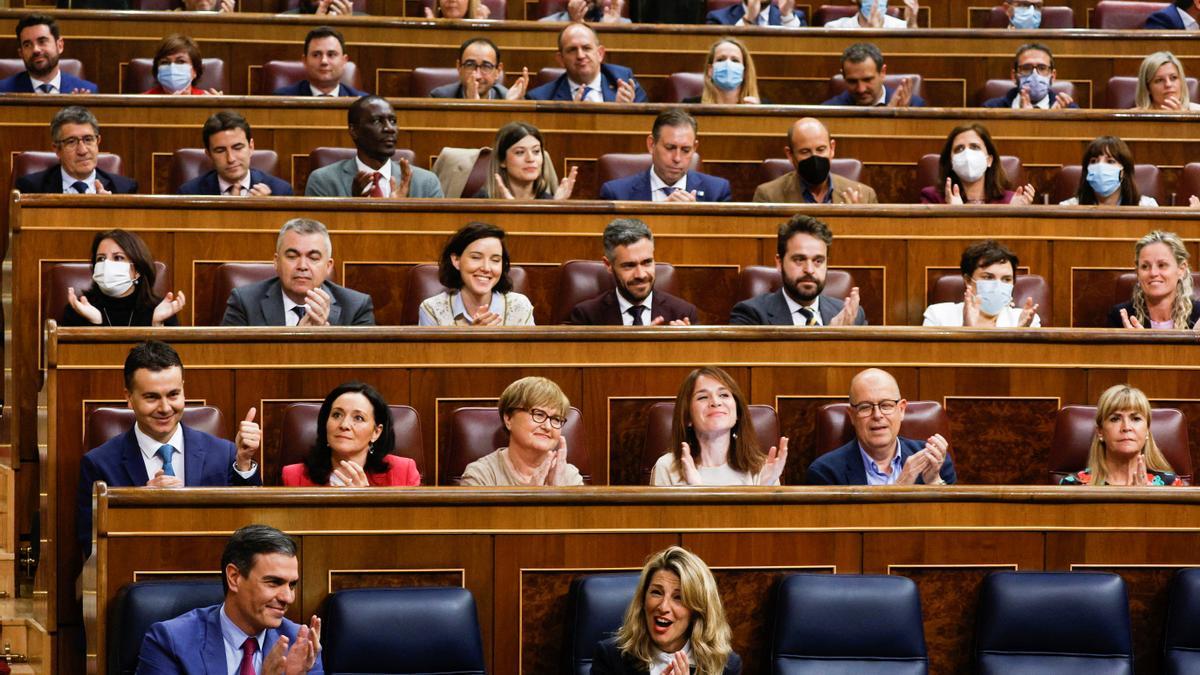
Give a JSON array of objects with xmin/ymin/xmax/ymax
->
[
  {"xmin": 568, "ymin": 72, "xmax": 605, "ymax": 103},
  {"xmin": 219, "ymin": 604, "xmax": 265, "ymax": 675},
  {"xmin": 134, "ymin": 422, "xmax": 187, "ymax": 484},
  {"xmin": 616, "ymin": 290, "xmax": 653, "ymax": 325},
  {"xmin": 824, "ymin": 13, "xmax": 907, "ymax": 27},
  {"xmin": 354, "ymin": 155, "xmax": 392, "ymax": 196},
  {"xmin": 31, "ymin": 70, "xmax": 62, "ymax": 93},
  {"xmin": 1176, "ymin": 6, "xmax": 1199, "ymax": 29},
  {"xmin": 783, "ymin": 292, "xmax": 823, "ymax": 326},
  {"xmin": 311, "ymin": 82, "xmax": 342, "ymax": 96},
  {"xmin": 649, "ymin": 641, "xmax": 693, "ymax": 675},
  {"xmin": 649, "ymin": 170, "xmax": 688, "ymax": 202},
  {"xmin": 282, "ymin": 293, "xmax": 306, "ymax": 326},
  {"xmin": 738, "ymin": 4, "xmax": 803, "ymax": 26},
  {"xmin": 1011, "ymin": 91, "xmax": 1051, "ymax": 109},
  {"xmin": 61, "ymin": 168, "xmax": 97, "ymax": 193},
  {"xmin": 922, "ymin": 301, "xmax": 1041, "ymax": 327},
  {"xmin": 218, "ymin": 173, "xmax": 253, "ymax": 196}
]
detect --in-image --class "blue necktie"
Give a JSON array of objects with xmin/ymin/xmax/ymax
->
[
  {"xmin": 579, "ymin": 85, "xmax": 592, "ymax": 101},
  {"xmin": 70, "ymin": 180, "xmax": 89, "ymax": 194},
  {"xmin": 659, "ymin": 186, "xmax": 676, "ymax": 198},
  {"xmin": 156, "ymin": 444, "xmax": 176, "ymax": 477},
  {"xmin": 292, "ymin": 306, "xmax": 307, "ymax": 322},
  {"xmin": 36, "ymin": 83, "xmax": 52, "ymax": 93}
]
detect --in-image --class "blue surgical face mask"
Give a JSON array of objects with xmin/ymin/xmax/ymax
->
[
  {"xmin": 1010, "ymin": 5, "xmax": 1041, "ymax": 28},
  {"xmin": 1019, "ymin": 72, "xmax": 1050, "ymax": 103},
  {"xmin": 156, "ymin": 62, "xmax": 193, "ymax": 92},
  {"xmin": 974, "ymin": 279, "xmax": 1013, "ymax": 317},
  {"xmin": 860, "ymin": 0, "xmax": 886, "ymax": 17},
  {"xmin": 1086, "ymin": 162, "xmax": 1123, "ymax": 198},
  {"xmin": 711, "ymin": 60, "xmax": 744, "ymax": 92}
]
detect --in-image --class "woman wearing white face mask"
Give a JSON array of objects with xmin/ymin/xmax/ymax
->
[
  {"xmin": 142, "ymin": 34, "xmax": 222, "ymax": 95},
  {"xmin": 920, "ymin": 123, "xmax": 1036, "ymax": 205},
  {"xmin": 1060, "ymin": 136, "xmax": 1158, "ymax": 207},
  {"xmin": 63, "ymin": 229, "xmax": 186, "ymax": 327},
  {"xmin": 923, "ymin": 240, "xmax": 1041, "ymax": 327},
  {"xmin": 683, "ymin": 38, "xmax": 762, "ymax": 105}
]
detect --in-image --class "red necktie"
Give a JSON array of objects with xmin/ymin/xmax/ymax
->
[
  {"xmin": 368, "ymin": 171, "xmax": 384, "ymax": 198},
  {"xmin": 239, "ymin": 636, "xmax": 257, "ymax": 675}
]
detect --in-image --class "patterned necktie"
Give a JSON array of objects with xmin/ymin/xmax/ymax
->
[
  {"xmin": 70, "ymin": 180, "xmax": 89, "ymax": 194},
  {"xmin": 227, "ymin": 183, "xmax": 243, "ymax": 196},
  {"xmin": 238, "ymin": 636, "xmax": 257, "ymax": 675},
  {"xmin": 156, "ymin": 444, "xmax": 176, "ymax": 477},
  {"xmin": 578, "ymin": 85, "xmax": 592, "ymax": 101},
  {"xmin": 627, "ymin": 305, "xmax": 645, "ymax": 326},
  {"xmin": 368, "ymin": 172, "xmax": 384, "ymax": 198},
  {"xmin": 798, "ymin": 307, "xmax": 817, "ymax": 326},
  {"xmin": 36, "ymin": 83, "xmax": 53, "ymax": 93}
]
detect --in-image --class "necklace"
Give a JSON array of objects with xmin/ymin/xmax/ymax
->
[{"xmin": 101, "ymin": 305, "xmax": 135, "ymax": 327}]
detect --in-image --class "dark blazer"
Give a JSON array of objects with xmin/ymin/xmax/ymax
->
[
  {"xmin": 591, "ymin": 637, "xmax": 742, "ymax": 675},
  {"xmin": 177, "ymin": 168, "xmax": 293, "ymax": 196},
  {"xmin": 566, "ymin": 289, "xmax": 699, "ymax": 325},
  {"xmin": 15, "ymin": 164, "xmax": 137, "ymax": 194},
  {"xmin": 982, "ymin": 86, "xmax": 1080, "ymax": 108},
  {"xmin": 1107, "ymin": 300, "xmax": 1200, "ymax": 328},
  {"xmin": 136, "ymin": 604, "xmax": 324, "ymax": 675},
  {"xmin": 729, "ymin": 290, "xmax": 867, "ymax": 326},
  {"xmin": 1145, "ymin": 5, "xmax": 1186, "ymax": 28},
  {"xmin": 0, "ymin": 70, "xmax": 98, "ymax": 93},
  {"xmin": 77, "ymin": 425, "xmax": 261, "ymax": 553},
  {"xmin": 526, "ymin": 62, "xmax": 648, "ymax": 102},
  {"xmin": 706, "ymin": 3, "xmax": 806, "ymax": 25},
  {"xmin": 806, "ymin": 436, "xmax": 957, "ymax": 486},
  {"xmin": 430, "ymin": 81, "xmax": 509, "ymax": 99},
  {"xmin": 272, "ymin": 79, "xmax": 369, "ymax": 97},
  {"xmin": 822, "ymin": 87, "xmax": 927, "ymax": 107},
  {"xmin": 599, "ymin": 169, "xmax": 732, "ymax": 202},
  {"xmin": 221, "ymin": 277, "xmax": 375, "ymax": 326}
]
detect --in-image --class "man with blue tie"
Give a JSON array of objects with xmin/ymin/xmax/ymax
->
[
  {"xmin": 525, "ymin": 22, "xmax": 647, "ymax": 102},
  {"xmin": 0, "ymin": 15, "xmax": 98, "ymax": 94},
  {"xmin": 706, "ymin": 0, "xmax": 806, "ymax": 26},
  {"xmin": 599, "ymin": 109, "xmax": 732, "ymax": 202},
  {"xmin": 76, "ymin": 341, "xmax": 262, "ymax": 555},
  {"xmin": 137, "ymin": 524, "xmax": 323, "ymax": 675},
  {"xmin": 15, "ymin": 106, "xmax": 137, "ymax": 195}
]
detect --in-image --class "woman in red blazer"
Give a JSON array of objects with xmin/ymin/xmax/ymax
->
[
  {"xmin": 282, "ymin": 381, "xmax": 421, "ymax": 487},
  {"xmin": 141, "ymin": 34, "xmax": 222, "ymax": 95}
]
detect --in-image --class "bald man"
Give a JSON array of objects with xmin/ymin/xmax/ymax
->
[
  {"xmin": 806, "ymin": 368, "xmax": 956, "ymax": 485},
  {"xmin": 753, "ymin": 118, "xmax": 878, "ymax": 204}
]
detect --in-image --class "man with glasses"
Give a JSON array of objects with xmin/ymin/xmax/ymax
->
[
  {"xmin": 431, "ymin": 37, "xmax": 528, "ymax": 100},
  {"xmin": 806, "ymin": 368, "xmax": 956, "ymax": 486},
  {"xmin": 16, "ymin": 106, "xmax": 137, "ymax": 194},
  {"xmin": 274, "ymin": 27, "xmax": 368, "ymax": 97},
  {"xmin": 982, "ymin": 43, "xmax": 1076, "ymax": 109}
]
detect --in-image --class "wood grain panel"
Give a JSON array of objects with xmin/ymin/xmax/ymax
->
[
  {"xmin": 607, "ymin": 397, "xmax": 672, "ymax": 486},
  {"xmin": 943, "ymin": 396, "xmax": 1060, "ymax": 485}
]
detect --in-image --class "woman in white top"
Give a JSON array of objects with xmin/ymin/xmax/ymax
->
[
  {"xmin": 1135, "ymin": 51, "xmax": 1200, "ymax": 112},
  {"xmin": 651, "ymin": 366, "xmax": 787, "ymax": 486},
  {"xmin": 923, "ymin": 240, "xmax": 1041, "ymax": 327},
  {"xmin": 1059, "ymin": 136, "xmax": 1158, "ymax": 207},
  {"xmin": 418, "ymin": 222, "xmax": 535, "ymax": 326}
]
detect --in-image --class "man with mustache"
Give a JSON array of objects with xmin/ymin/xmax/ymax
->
[
  {"xmin": 0, "ymin": 14, "xmax": 97, "ymax": 93},
  {"xmin": 729, "ymin": 215, "xmax": 866, "ymax": 326}
]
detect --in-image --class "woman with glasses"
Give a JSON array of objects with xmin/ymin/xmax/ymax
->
[
  {"xmin": 459, "ymin": 376, "xmax": 584, "ymax": 486},
  {"xmin": 650, "ymin": 366, "xmax": 788, "ymax": 486}
]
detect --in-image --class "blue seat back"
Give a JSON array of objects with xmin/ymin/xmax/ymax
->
[
  {"xmin": 564, "ymin": 573, "xmax": 640, "ymax": 675},
  {"xmin": 1164, "ymin": 568, "xmax": 1200, "ymax": 674},
  {"xmin": 109, "ymin": 580, "xmax": 225, "ymax": 675}
]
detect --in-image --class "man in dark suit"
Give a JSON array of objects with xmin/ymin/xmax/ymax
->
[
  {"xmin": 567, "ymin": 218, "xmax": 698, "ymax": 326},
  {"xmin": 599, "ymin": 109, "xmax": 731, "ymax": 202},
  {"xmin": 822, "ymin": 42, "xmax": 926, "ymax": 107},
  {"xmin": 981, "ymin": 43, "xmax": 1077, "ymax": 109},
  {"xmin": 0, "ymin": 14, "xmax": 98, "ymax": 94},
  {"xmin": 178, "ymin": 111, "xmax": 292, "ymax": 196},
  {"xmin": 806, "ymin": 368, "xmax": 956, "ymax": 485},
  {"xmin": 526, "ymin": 22, "xmax": 648, "ymax": 102},
  {"xmin": 15, "ymin": 106, "xmax": 137, "ymax": 194},
  {"xmin": 431, "ymin": 37, "xmax": 523, "ymax": 99},
  {"xmin": 138, "ymin": 524, "xmax": 323, "ymax": 674},
  {"xmin": 222, "ymin": 218, "xmax": 376, "ymax": 326},
  {"xmin": 273, "ymin": 26, "xmax": 369, "ymax": 97},
  {"xmin": 706, "ymin": 0, "xmax": 806, "ymax": 26},
  {"xmin": 730, "ymin": 215, "xmax": 867, "ymax": 326},
  {"xmin": 76, "ymin": 341, "xmax": 261, "ymax": 555},
  {"xmin": 1145, "ymin": 0, "xmax": 1195, "ymax": 28}
]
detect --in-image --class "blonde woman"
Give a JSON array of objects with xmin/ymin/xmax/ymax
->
[
  {"xmin": 1060, "ymin": 385, "xmax": 1182, "ymax": 486},
  {"xmin": 592, "ymin": 546, "xmax": 741, "ymax": 675},
  {"xmin": 1135, "ymin": 51, "xmax": 1200, "ymax": 111},
  {"xmin": 687, "ymin": 37, "xmax": 761, "ymax": 105},
  {"xmin": 425, "ymin": 0, "xmax": 489, "ymax": 18},
  {"xmin": 1109, "ymin": 230, "xmax": 1198, "ymax": 329}
]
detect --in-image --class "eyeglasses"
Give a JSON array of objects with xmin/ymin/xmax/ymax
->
[
  {"xmin": 1015, "ymin": 64, "xmax": 1052, "ymax": 76},
  {"xmin": 55, "ymin": 135, "xmax": 98, "ymax": 149},
  {"xmin": 460, "ymin": 60, "xmax": 497, "ymax": 74},
  {"xmin": 850, "ymin": 400, "xmax": 900, "ymax": 417},
  {"xmin": 1007, "ymin": 0, "xmax": 1043, "ymax": 7},
  {"xmin": 519, "ymin": 407, "xmax": 567, "ymax": 429}
]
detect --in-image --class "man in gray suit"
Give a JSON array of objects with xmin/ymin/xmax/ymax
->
[
  {"xmin": 730, "ymin": 214, "xmax": 867, "ymax": 326},
  {"xmin": 430, "ymin": 37, "xmax": 528, "ymax": 100},
  {"xmin": 221, "ymin": 218, "xmax": 375, "ymax": 326},
  {"xmin": 304, "ymin": 95, "xmax": 443, "ymax": 198}
]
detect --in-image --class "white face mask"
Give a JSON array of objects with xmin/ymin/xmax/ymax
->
[
  {"xmin": 951, "ymin": 148, "xmax": 989, "ymax": 183},
  {"xmin": 92, "ymin": 260, "xmax": 136, "ymax": 297}
]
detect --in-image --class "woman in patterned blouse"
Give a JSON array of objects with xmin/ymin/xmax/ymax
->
[{"xmin": 1060, "ymin": 384, "xmax": 1182, "ymax": 486}]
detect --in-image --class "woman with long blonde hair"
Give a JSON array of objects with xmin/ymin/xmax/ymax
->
[
  {"xmin": 426, "ymin": 0, "xmax": 489, "ymax": 18},
  {"xmin": 1109, "ymin": 230, "xmax": 1198, "ymax": 329},
  {"xmin": 693, "ymin": 37, "xmax": 761, "ymax": 105},
  {"xmin": 1061, "ymin": 385, "xmax": 1182, "ymax": 486}
]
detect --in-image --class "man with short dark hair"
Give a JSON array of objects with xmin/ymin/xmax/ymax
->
[
  {"xmin": 274, "ymin": 27, "xmax": 368, "ymax": 97},
  {"xmin": 822, "ymin": 43, "xmax": 925, "ymax": 107},
  {"xmin": 753, "ymin": 117, "xmax": 878, "ymax": 204},
  {"xmin": 981, "ymin": 43, "xmax": 1076, "ymax": 109},
  {"xmin": 923, "ymin": 240, "xmax": 1041, "ymax": 327},
  {"xmin": 566, "ymin": 218, "xmax": 698, "ymax": 325},
  {"xmin": 1145, "ymin": 0, "xmax": 1200, "ymax": 29},
  {"xmin": 431, "ymin": 37, "xmax": 527, "ymax": 100},
  {"xmin": 526, "ymin": 22, "xmax": 647, "ymax": 102},
  {"xmin": 599, "ymin": 109, "xmax": 731, "ymax": 202},
  {"xmin": 76, "ymin": 341, "xmax": 261, "ymax": 554},
  {"xmin": 16, "ymin": 106, "xmax": 137, "ymax": 194},
  {"xmin": 730, "ymin": 215, "xmax": 866, "ymax": 326},
  {"xmin": 137, "ymin": 524, "xmax": 323, "ymax": 674},
  {"xmin": 0, "ymin": 14, "xmax": 97, "ymax": 93},
  {"xmin": 178, "ymin": 111, "xmax": 293, "ymax": 196}
]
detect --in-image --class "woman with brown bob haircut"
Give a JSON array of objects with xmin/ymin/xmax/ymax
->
[
  {"xmin": 920, "ymin": 123, "xmax": 1035, "ymax": 205},
  {"xmin": 144, "ymin": 34, "xmax": 221, "ymax": 95}
]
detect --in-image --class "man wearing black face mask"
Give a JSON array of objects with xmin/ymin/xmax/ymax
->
[{"xmin": 753, "ymin": 117, "xmax": 877, "ymax": 204}]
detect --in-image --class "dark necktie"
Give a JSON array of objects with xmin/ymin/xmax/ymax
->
[
  {"xmin": 627, "ymin": 305, "xmax": 645, "ymax": 326},
  {"xmin": 156, "ymin": 444, "xmax": 176, "ymax": 476},
  {"xmin": 70, "ymin": 181, "xmax": 89, "ymax": 194},
  {"xmin": 238, "ymin": 636, "xmax": 257, "ymax": 675},
  {"xmin": 292, "ymin": 306, "xmax": 307, "ymax": 323},
  {"xmin": 36, "ymin": 83, "xmax": 53, "ymax": 93},
  {"xmin": 659, "ymin": 186, "xmax": 676, "ymax": 199},
  {"xmin": 798, "ymin": 307, "xmax": 817, "ymax": 326}
]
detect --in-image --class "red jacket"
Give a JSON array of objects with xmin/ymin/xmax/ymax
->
[
  {"xmin": 282, "ymin": 454, "xmax": 420, "ymax": 487},
  {"xmin": 142, "ymin": 84, "xmax": 211, "ymax": 95}
]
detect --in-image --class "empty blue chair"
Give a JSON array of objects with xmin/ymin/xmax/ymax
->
[
  {"xmin": 975, "ymin": 571, "xmax": 1133, "ymax": 675},
  {"xmin": 1164, "ymin": 568, "xmax": 1200, "ymax": 674},
  {"xmin": 770, "ymin": 574, "xmax": 928, "ymax": 674},
  {"xmin": 564, "ymin": 572, "xmax": 640, "ymax": 675},
  {"xmin": 321, "ymin": 587, "xmax": 486, "ymax": 674},
  {"xmin": 110, "ymin": 580, "xmax": 225, "ymax": 675}
]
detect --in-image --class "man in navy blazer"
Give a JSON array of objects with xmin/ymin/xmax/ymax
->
[
  {"xmin": 821, "ymin": 42, "xmax": 926, "ymax": 107},
  {"xmin": 981, "ymin": 43, "xmax": 1078, "ymax": 109},
  {"xmin": 137, "ymin": 524, "xmax": 323, "ymax": 675},
  {"xmin": 77, "ymin": 342, "xmax": 261, "ymax": 555},
  {"xmin": 16, "ymin": 106, "xmax": 138, "ymax": 194},
  {"xmin": 807, "ymin": 368, "xmax": 957, "ymax": 485},
  {"xmin": 526, "ymin": 22, "xmax": 648, "ymax": 102},
  {"xmin": 706, "ymin": 0, "xmax": 806, "ymax": 26},
  {"xmin": 0, "ymin": 15, "xmax": 98, "ymax": 94},
  {"xmin": 273, "ymin": 27, "xmax": 369, "ymax": 97},
  {"xmin": 1146, "ymin": 0, "xmax": 1197, "ymax": 28},
  {"xmin": 178, "ymin": 111, "xmax": 293, "ymax": 196},
  {"xmin": 599, "ymin": 109, "xmax": 731, "ymax": 202}
]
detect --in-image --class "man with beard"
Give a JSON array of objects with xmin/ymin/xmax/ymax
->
[
  {"xmin": 566, "ymin": 218, "xmax": 697, "ymax": 325},
  {"xmin": 729, "ymin": 215, "xmax": 866, "ymax": 326},
  {"xmin": 753, "ymin": 118, "xmax": 877, "ymax": 204},
  {"xmin": 1, "ymin": 15, "xmax": 97, "ymax": 94}
]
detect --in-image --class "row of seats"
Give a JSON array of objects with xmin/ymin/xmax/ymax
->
[{"xmin": 80, "ymin": 397, "xmax": 1195, "ymax": 485}]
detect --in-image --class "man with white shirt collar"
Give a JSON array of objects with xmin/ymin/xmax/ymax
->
[
  {"xmin": 15, "ymin": 106, "xmax": 137, "ymax": 194},
  {"xmin": 706, "ymin": 0, "xmax": 807, "ymax": 27},
  {"xmin": 178, "ymin": 111, "xmax": 293, "ymax": 196},
  {"xmin": 76, "ymin": 341, "xmax": 262, "ymax": 555},
  {"xmin": 273, "ymin": 27, "xmax": 369, "ymax": 97},
  {"xmin": 598, "ymin": 109, "xmax": 732, "ymax": 202},
  {"xmin": 525, "ymin": 22, "xmax": 647, "ymax": 102},
  {"xmin": 0, "ymin": 14, "xmax": 98, "ymax": 94},
  {"xmin": 729, "ymin": 215, "xmax": 867, "ymax": 326},
  {"xmin": 821, "ymin": 42, "xmax": 926, "ymax": 107},
  {"xmin": 981, "ymin": 43, "xmax": 1076, "ymax": 109}
]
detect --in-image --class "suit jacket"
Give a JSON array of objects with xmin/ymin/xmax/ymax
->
[
  {"xmin": 136, "ymin": 604, "xmax": 324, "ymax": 675},
  {"xmin": 304, "ymin": 158, "xmax": 444, "ymax": 198},
  {"xmin": 0, "ymin": 70, "xmax": 98, "ymax": 93},
  {"xmin": 1107, "ymin": 300, "xmax": 1200, "ymax": 328},
  {"xmin": 806, "ymin": 436, "xmax": 957, "ymax": 485},
  {"xmin": 429, "ymin": 81, "xmax": 509, "ymax": 99},
  {"xmin": 77, "ymin": 425, "xmax": 261, "ymax": 552},
  {"xmin": 272, "ymin": 79, "xmax": 369, "ymax": 97},
  {"xmin": 177, "ymin": 168, "xmax": 293, "ymax": 196},
  {"xmin": 822, "ymin": 87, "xmax": 927, "ymax": 107},
  {"xmin": 221, "ymin": 278, "xmax": 375, "ymax": 326},
  {"xmin": 599, "ymin": 169, "xmax": 732, "ymax": 202},
  {"xmin": 981, "ymin": 86, "xmax": 1080, "ymax": 108},
  {"xmin": 753, "ymin": 171, "xmax": 878, "ymax": 204},
  {"xmin": 282, "ymin": 454, "xmax": 421, "ymax": 486},
  {"xmin": 566, "ymin": 289, "xmax": 699, "ymax": 325},
  {"xmin": 706, "ymin": 3, "xmax": 806, "ymax": 25},
  {"xmin": 1145, "ymin": 5, "xmax": 1186, "ymax": 28},
  {"xmin": 590, "ymin": 637, "xmax": 742, "ymax": 675},
  {"xmin": 15, "ymin": 164, "xmax": 137, "ymax": 194},
  {"xmin": 526, "ymin": 62, "xmax": 648, "ymax": 102},
  {"xmin": 729, "ymin": 290, "xmax": 867, "ymax": 326}
]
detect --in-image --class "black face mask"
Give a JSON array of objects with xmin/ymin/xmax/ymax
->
[{"xmin": 795, "ymin": 155, "xmax": 831, "ymax": 186}]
